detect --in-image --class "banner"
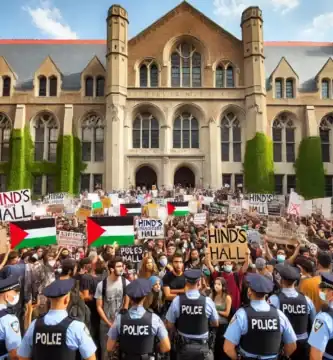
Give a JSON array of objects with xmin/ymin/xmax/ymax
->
[
  {"xmin": 138, "ymin": 219, "xmax": 164, "ymax": 239},
  {"xmin": 119, "ymin": 245, "xmax": 143, "ymax": 263},
  {"xmin": 0, "ymin": 189, "xmax": 32, "ymax": 221},
  {"xmin": 57, "ymin": 231, "xmax": 85, "ymax": 248},
  {"xmin": 248, "ymin": 194, "xmax": 272, "ymax": 216},
  {"xmin": 193, "ymin": 213, "xmax": 206, "ymax": 225},
  {"xmin": 207, "ymin": 227, "xmax": 247, "ymax": 263}
]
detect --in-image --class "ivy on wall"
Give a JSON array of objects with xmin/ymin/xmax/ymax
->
[
  {"xmin": 244, "ymin": 132, "xmax": 275, "ymax": 193},
  {"xmin": 295, "ymin": 136, "xmax": 325, "ymax": 199}
]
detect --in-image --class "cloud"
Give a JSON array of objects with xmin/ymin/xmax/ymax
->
[
  {"xmin": 270, "ymin": 0, "xmax": 300, "ymax": 14},
  {"xmin": 301, "ymin": 12, "xmax": 333, "ymax": 41},
  {"xmin": 23, "ymin": 0, "xmax": 78, "ymax": 39}
]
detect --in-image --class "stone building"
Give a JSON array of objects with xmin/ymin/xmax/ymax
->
[{"xmin": 0, "ymin": 1, "xmax": 333, "ymax": 195}]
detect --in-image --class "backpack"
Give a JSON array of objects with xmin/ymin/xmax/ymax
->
[
  {"xmin": 67, "ymin": 280, "xmax": 91, "ymax": 330},
  {"xmin": 102, "ymin": 276, "xmax": 127, "ymax": 303}
]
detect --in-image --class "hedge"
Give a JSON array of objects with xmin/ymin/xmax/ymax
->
[
  {"xmin": 244, "ymin": 132, "xmax": 275, "ymax": 193},
  {"xmin": 295, "ymin": 136, "xmax": 325, "ymax": 199},
  {"xmin": 8, "ymin": 129, "xmax": 26, "ymax": 190}
]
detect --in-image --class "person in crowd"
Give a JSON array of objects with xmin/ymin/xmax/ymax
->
[
  {"xmin": 138, "ymin": 256, "xmax": 158, "ymax": 279},
  {"xmin": 255, "ymin": 257, "xmax": 273, "ymax": 281},
  {"xmin": 268, "ymin": 263, "xmax": 316, "ymax": 359},
  {"xmin": 223, "ymin": 273, "xmax": 297, "ymax": 360},
  {"xmin": 18, "ymin": 278, "xmax": 96, "ymax": 360},
  {"xmin": 143, "ymin": 276, "xmax": 164, "ymax": 316},
  {"xmin": 166, "ymin": 269, "xmax": 219, "ymax": 360},
  {"xmin": 184, "ymin": 249, "xmax": 201, "ymax": 270},
  {"xmin": 157, "ymin": 253, "xmax": 169, "ymax": 278}
]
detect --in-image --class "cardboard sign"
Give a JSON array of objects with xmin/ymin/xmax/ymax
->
[
  {"xmin": 138, "ymin": 219, "xmax": 164, "ymax": 239},
  {"xmin": 207, "ymin": 227, "xmax": 247, "ymax": 263},
  {"xmin": 193, "ymin": 213, "xmax": 206, "ymax": 225},
  {"xmin": 57, "ymin": 231, "xmax": 85, "ymax": 248},
  {"xmin": 0, "ymin": 189, "xmax": 32, "ymax": 221},
  {"xmin": 119, "ymin": 245, "xmax": 143, "ymax": 263},
  {"xmin": 209, "ymin": 202, "xmax": 228, "ymax": 215}
]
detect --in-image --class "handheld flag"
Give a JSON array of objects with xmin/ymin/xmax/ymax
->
[
  {"xmin": 167, "ymin": 201, "xmax": 189, "ymax": 217},
  {"xmin": 10, "ymin": 218, "xmax": 56, "ymax": 249},
  {"xmin": 119, "ymin": 204, "xmax": 142, "ymax": 217},
  {"xmin": 87, "ymin": 216, "xmax": 134, "ymax": 246}
]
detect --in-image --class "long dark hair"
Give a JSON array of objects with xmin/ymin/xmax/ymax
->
[{"xmin": 212, "ymin": 277, "xmax": 228, "ymax": 302}]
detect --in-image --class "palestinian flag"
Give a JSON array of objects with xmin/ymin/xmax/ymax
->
[
  {"xmin": 167, "ymin": 201, "xmax": 189, "ymax": 217},
  {"xmin": 10, "ymin": 218, "xmax": 56, "ymax": 249},
  {"xmin": 87, "ymin": 194, "xmax": 102, "ymax": 210},
  {"xmin": 87, "ymin": 216, "xmax": 134, "ymax": 246},
  {"xmin": 120, "ymin": 204, "xmax": 142, "ymax": 217}
]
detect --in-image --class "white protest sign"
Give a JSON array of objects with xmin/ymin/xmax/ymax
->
[
  {"xmin": 0, "ymin": 189, "xmax": 32, "ymax": 221},
  {"xmin": 137, "ymin": 218, "xmax": 164, "ymax": 239},
  {"xmin": 287, "ymin": 192, "xmax": 302, "ymax": 216},
  {"xmin": 193, "ymin": 213, "xmax": 206, "ymax": 225},
  {"xmin": 44, "ymin": 193, "xmax": 69, "ymax": 205},
  {"xmin": 57, "ymin": 231, "xmax": 84, "ymax": 248},
  {"xmin": 248, "ymin": 194, "xmax": 272, "ymax": 216}
]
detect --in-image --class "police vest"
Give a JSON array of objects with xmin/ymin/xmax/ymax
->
[
  {"xmin": 321, "ymin": 307, "xmax": 333, "ymax": 357},
  {"xmin": 278, "ymin": 291, "xmax": 308, "ymax": 335},
  {"xmin": 177, "ymin": 294, "xmax": 208, "ymax": 336},
  {"xmin": 32, "ymin": 316, "xmax": 76, "ymax": 360},
  {"xmin": 0, "ymin": 309, "xmax": 10, "ymax": 357},
  {"xmin": 119, "ymin": 310, "xmax": 155, "ymax": 356},
  {"xmin": 240, "ymin": 305, "xmax": 282, "ymax": 356}
]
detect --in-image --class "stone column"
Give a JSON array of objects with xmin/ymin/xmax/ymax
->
[{"xmin": 209, "ymin": 118, "xmax": 221, "ymax": 189}]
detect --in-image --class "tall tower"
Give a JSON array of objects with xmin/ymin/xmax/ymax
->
[
  {"xmin": 241, "ymin": 7, "xmax": 267, "ymax": 138},
  {"xmin": 105, "ymin": 5, "xmax": 129, "ymax": 190}
]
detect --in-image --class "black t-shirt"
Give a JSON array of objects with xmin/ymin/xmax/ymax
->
[{"xmin": 162, "ymin": 271, "xmax": 185, "ymax": 290}]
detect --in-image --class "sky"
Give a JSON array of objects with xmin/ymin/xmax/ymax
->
[{"xmin": 1, "ymin": 0, "xmax": 333, "ymax": 42}]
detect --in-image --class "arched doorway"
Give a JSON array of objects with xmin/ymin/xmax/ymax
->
[
  {"xmin": 174, "ymin": 166, "xmax": 195, "ymax": 187},
  {"xmin": 135, "ymin": 166, "xmax": 157, "ymax": 189}
]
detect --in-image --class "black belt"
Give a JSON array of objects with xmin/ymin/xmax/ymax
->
[{"xmin": 183, "ymin": 338, "xmax": 208, "ymax": 345}]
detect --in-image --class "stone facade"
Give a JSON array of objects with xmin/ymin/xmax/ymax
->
[{"xmin": 1, "ymin": 1, "xmax": 333, "ymax": 194}]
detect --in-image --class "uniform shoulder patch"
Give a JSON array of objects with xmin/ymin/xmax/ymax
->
[
  {"xmin": 230, "ymin": 315, "xmax": 237, "ymax": 325},
  {"xmin": 10, "ymin": 320, "xmax": 19, "ymax": 333},
  {"xmin": 314, "ymin": 319, "xmax": 324, "ymax": 333}
]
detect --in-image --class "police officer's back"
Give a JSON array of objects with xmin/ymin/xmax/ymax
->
[
  {"xmin": 106, "ymin": 278, "xmax": 170, "ymax": 359},
  {"xmin": 165, "ymin": 269, "xmax": 219, "ymax": 360},
  {"xmin": 308, "ymin": 273, "xmax": 333, "ymax": 360},
  {"xmin": 18, "ymin": 279, "xmax": 96, "ymax": 360},
  {"xmin": 268, "ymin": 263, "xmax": 316, "ymax": 360},
  {"xmin": 224, "ymin": 273, "xmax": 297, "ymax": 360}
]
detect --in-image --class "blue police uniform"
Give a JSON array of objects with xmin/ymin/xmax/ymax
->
[
  {"xmin": 224, "ymin": 273, "xmax": 297, "ymax": 359},
  {"xmin": 18, "ymin": 278, "xmax": 96, "ymax": 360},
  {"xmin": 0, "ymin": 276, "xmax": 22, "ymax": 359},
  {"xmin": 107, "ymin": 278, "xmax": 169, "ymax": 360},
  {"xmin": 166, "ymin": 269, "xmax": 218, "ymax": 360},
  {"xmin": 308, "ymin": 273, "xmax": 333, "ymax": 360}
]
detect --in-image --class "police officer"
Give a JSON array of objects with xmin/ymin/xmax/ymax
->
[
  {"xmin": 308, "ymin": 272, "xmax": 333, "ymax": 359},
  {"xmin": 223, "ymin": 273, "xmax": 297, "ymax": 360},
  {"xmin": 18, "ymin": 278, "xmax": 96, "ymax": 360},
  {"xmin": 165, "ymin": 269, "xmax": 219, "ymax": 360},
  {"xmin": 106, "ymin": 278, "xmax": 170, "ymax": 359},
  {"xmin": 0, "ymin": 276, "xmax": 22, "ymax": 360},
  {"xmin": 268, "ymin": 263, "xmax": 316, "ymax": 359}
]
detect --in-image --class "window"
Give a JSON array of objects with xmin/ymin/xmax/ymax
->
[
  {"xmin": 319, "ymin": 115, "xmax": 333, "ymax": 162},
  {"xmin": 173, "ymin": 112, "xmax": 199, "ymax": 148},
  {"xmin": 2, "ymin": 77, "xmax": 11, "ymax": 97},
  {"xmin": 170, "ymin": 43, "xmax": 201, "ymax": 87},
  {"xmin": 38, "ymin": 76, "xmax": 47, "ymax": 97},
  {"xmin": 85, "ymin": 77, "xmax": 94, "ymax": 97},
  {"xmin": 33, "ymin": 112, "xmax": 58, "ymax": 162},
  {"xmin": 325, "ymin": 175, "xmax": 333, "ymax": 197},
  {"xmin": 96, "ymin": 76, "xmax": 105, "ymax": 97},
  {"xmin": 150, "ymin": 65, "xmax": 158, "ymax": 87},
  {"xmin": 216, "ymin": 66, "xmax": 224, "ymax": 88},
  {"xmin": 140, "ymin": 65, "xmax": 148, "ymax": 87},
  {"xmin": 93, "ymin": 174, "xmax": 103, "ymax": 190},
  {"xmin": 215, "ymin": 63, "xmax": 235, "ymax": 88},
  {"xmin": 234, "ymin": 174, "xmax": 243, "ymax": 190},
  {"xmin": 221, "ymin": 112, "xmax": 241, "ymax": 162},
  {"xmin": 286, "ymin": 79, "xmax": 294, "ymax": 98},
  {"xmin": 0, "ymin": 113, "xmax": 11, "ymax": 162},
  {"xmin": 287, "ymin": 175, "xmax": 296, "ymax": 193},
  {"xmin": 272, "ymin": 114, "xmax": 295, "ymax": 163},
  {"xmin": 80, "ymin": 174, "xmax": 90, "ymax": 192},
  {"xmin": 0, "ymin": 174, "xmax": 6, "ymax": 192},
  {"xmin": 322, "ymin": 79, "xmax": 330, "ymax": 99},
  {"xmin": 222, "ymin": 174, "xmax": 232, "ymax": 187},
  {"xmin": 275, "ymin": 78, "xmax": 283, "ymax": 99},
  {"xmin": 81, "ymin": 113, "xmax": 105, "ymax": 162},
  {"xmin": 33, "ymin": 176, "xmax": 43, "ymax": 196},
  {"xmin": 49, "ymin": 76, "xmax": 57, "ymax": 97},
  {"xmin": 46, "ymin": 175, "xmax": 55, "ymax": 194},
  {"xmin": 139, "ymin": 62, "xmax": 159, "ymax": 87},
  {"xmin": 132, "ymin": 113, "xmax": 159, "ymax": 149},
  {"xmin": 274, "ymin": 175, "xmax": 284, "ymax": 195},
  {"xmin": 226, "ymin": 66, "xmax": 234, "ymax": 88}
]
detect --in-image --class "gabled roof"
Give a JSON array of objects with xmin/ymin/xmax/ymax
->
[
  {"xmin": 315, "ymin": 57, "xmax": 333, "ymax": 79},
  {"xmin": 36, "ymin": 55, "xmax": 63, "ymax": 76},
  {"xmin": 269, "ymin": 56, "xmax": 299, "ymax": 79},
  {"xmin": 81, "ymin": 55, "xmax": 106, "ymax": 75},
  {"xmin": 0, "ymin": 56, "xmax": 17, "ymax": 79}
]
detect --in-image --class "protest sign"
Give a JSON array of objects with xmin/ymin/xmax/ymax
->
[
  {"xmin": 57, "ymin": 231, "xmax": 85, "ymax": 248},
  {"xmin": 209, "ymin": 202, "xmax": 228, "ymax": 215},
  {"xmin": 266, "ymin": 219, "xmax": 307, "ymax": 245},
  {"xmin": 248, "ymin": 194, "xmax": 272, "ymax": 216},
  {"xmin": 193, "ymin": 213, "xmax": 206, "ymax": 225},
  {"xmin": 207, "ymin": 227, "xmax": 247, "ymax": 263},
  {"xmin": 119, "ymin": 245, "xmax": 143, "ymax": 263},
  {"xmin": 138, "ymin": 219, "xmax": 164, "ymax": 239},
  {"xmin": 0, "ymin": 189, "xmax": 32, "ymax": 221}
]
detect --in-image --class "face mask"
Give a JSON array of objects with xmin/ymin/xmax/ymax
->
[
  {"xmin": 319, "ymin": 291, "xmax": 327, "ymax": 301},
  {"xmin": 224, "ymin": 265, "xmax": 233, "ymax": 273},
  {"xmin": 277, "ymin": 255, "xmax": 286, "ymax": 263},
  {"xmin": 183, "ymin": 242, "xmax": 188, "ymax": 249},
  {"xmin": 7, "ymin": 294, "xmax": 19, "ymax": 307},
  {"xmin": 159, "ymin": 258, "xmax": 168, "ymax": 267},
  {"xmin": 203, "ymin": 269, "xmax": 210, "ymax": 277}
]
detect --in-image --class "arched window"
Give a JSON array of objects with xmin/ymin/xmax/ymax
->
[
  {"xmin": 215, "ymin": 62, "xmax": 235, "ymax": 88},
  {"xmin": 96, "ymin": 76, "xmax": 105, "ymax": 97},
  {"xmin": 132, "ymin": 113, "xmax": 159, "ymax": 149},
  {"xmin": 33, "ymin": 112, "xmax": 58, "ymax": 162},
  {"xmin": 170, "ymin": 43, "xmax": 201, "ymax": 88},
  {"xmin": 322, "ymin": 79, "xmax": 330, "ymax": 99},
  {"xmin": 49, "ymin": 76, "xmax": 57, "ymax": 97},
  {"xmin": 216, "ymin": 66, "xmax": 224, "ymax": 88},
  {"xmin": 81, "ymin": 113, "xmax": 105, "ymax": 162},
  {"xmin": 140, "ymin": 65, "xmax": 148, "ymax": 87},
  {"xmin": 221, "ymin": 112, "xmax": 241, "ymax": 162},
  {"xmin": 320, "ymin": 115, "xmax": 333, "ymax": 163},
  {"xmin": 38, "ymin": 76, "xmax": 47, "ymax": 97},
  {"xmin": 275, "ymin": 78, "xmax": 283, "ymax": 99},
  {"xmin": 173, "ymin": 113, "xmax": 199, "ymax": 149},
  {"xmin": 0, "ymin": 113, "xmax": 11, "ymax": 162},
  {"xmin": 85, "ymin": 77, "xmax": 94, "ymax": 97},
  {"xmin": 226, "ymin": 66, "xmax": 234, "ymax": 88},
  {"xmin": 150, "ymin": 65, "xmax": 158, "ymax": 87},
  {"xmin": 139, "ymin": 61, "xmax": 159, "ymax": 88},
  {"xmin": 272, "ymin": 114, "xmax": 295, "ymax": 163},
  {"xmin": 286, "ymin": 78, "xmax": 294, "ymax": 98},
  {"xmin": 2, "ymin": 77, "xmax": 11, "ymax": 97}
]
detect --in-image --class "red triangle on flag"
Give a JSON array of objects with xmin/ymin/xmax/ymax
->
[
  {"xmin": 119, "ymin": 204, "xmax": 128, "ymax": 216},
  {"xmin": 87, "ymin": 218, "xmax": 106, "ymax": 245},
  {"xmin": 10, "ymin": 223, "xmax": 28, "ymax": 249},
  {"xmin": 167, "ymin": 202, "xmax": 175, "ymax": 215}
]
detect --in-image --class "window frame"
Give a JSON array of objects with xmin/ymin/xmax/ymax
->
[
  {"xmin": 81, "ymin": 113, "xmax": 105, "ymax": 162},
  {"xmin": 38, "ymin": 76, "xmax": 47, "ymax": 97},
  {"xmin": 132, "ymin": 113, "xmax": 159, "ymax": 149},
  {"xmin": 2, "ymin": 76, "xmax": 11, "ymax": 97},
  {"xmin": 272, "ymin": 114, "xmax": 296, "ymax": 163},
  {"xmin": 319, "ymin": 115, "xmax": 333, "ymax": 163},
  {"xmin": 220, "ymin": 112, "xmax": 242, "ymax": 162},
  {"xmin": 275, "ymin": 78, "xmax": 283, "ymax": 99},
  {"xmin": 322, "ymin": 79, "xmax": 330, "ymax": 99},
  {"xmin": 172, "ymin": 112, "xmax": 199, "ymax": 149},
  {"xmin": 0, "ymin": 113, "xmax": 11, "ymax": 162},
  {"xmin": 139, "ymin": 60, "xmax": 159, "ymax": 88}
]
